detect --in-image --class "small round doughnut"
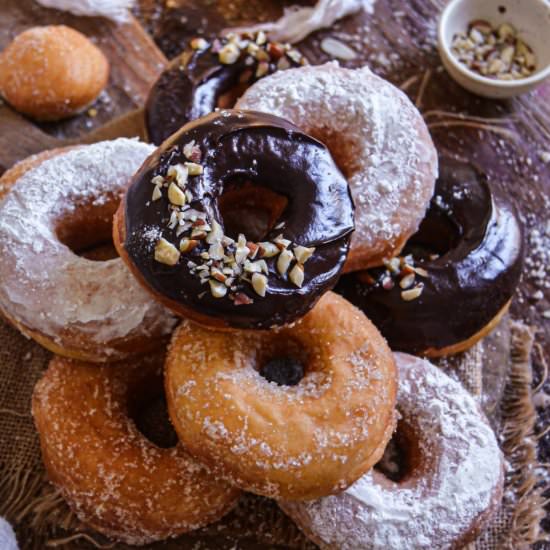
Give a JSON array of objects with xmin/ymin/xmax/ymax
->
[
  {"xmin": 0, "ymin": 26, "xmax": 109, "ymax": 121},
  {"xmin": 0, "ymin": 140, "xmax": 176, "ymax": 362},
  {"xmin": 237, "ymin": 62, "xmax": 439, "ymax": 272},
  {"xmin": 165, "ymin": 292, "xmax": 397, "ymax": 501},
  {"xmin": 32, "ymin": 353, "xmax": 240, "ymax": 546},
  {"xmin": 336, "ymin": 157, "xmax": 524, "ymax": 357},
  {"xmin": 114, "ymin": 110, "xmax": 354, "ymax": 330},
  {"xmin": 281, "ymin": 352, "xmax": 504, "ymax": 550},
  {"xmin": 146, "ymin": 31, "xmax": 307, "ymax": 145}
]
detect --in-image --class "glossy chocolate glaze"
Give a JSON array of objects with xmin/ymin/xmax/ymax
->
[
  {"xmin": 122, "ymin": 110, "xmax": 354, "ymax": 329},
  {"xmin": 336, "ymin": 158, "xmax": 524, "ymax": 354},
  {"xmin": 145, "ymin": 33, "xmax": 306, "ymax": 145}
]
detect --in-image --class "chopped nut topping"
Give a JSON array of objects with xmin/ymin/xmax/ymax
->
[
  {"xmin": 399, "ymin": 273, "xmax": 415, "ymax": 289},
  {"xmin": 191, "ymin": 38, "xmax": 209, "ymax": 51},
  {"xmin": 233, "ymin": 292, "xmax": 254, "ymax": 306},
  {"xmin": 451, "ymin": 20, "xmax": 537, "ymax": 80},
  {"xmin": 259, "ymin": 242, "xmax": 279, "ymax": 258},
  {"xmin": 274, "ymin": 235, "xmax": 291, "ymax": 250},
  {"xmin": 168, "ymin": 182, "xmax": 187, "ymax": 206},
  {"xmin": 252, "ymin": 273, "xmax": 268, "ymax": 297},
  {"xmin": 277, "ymin": 249, "xmax": 294, "ymax": 276},
  {"xmin": 293, "ymin": 245, "xmax": 315, "ymax": 265},
  {"xmin": 179, "ymin": 238, "xmax": 199, "ymax": 253},
  {"xmin": 151, "ymin": 186, "xmax": 162, "ymax": 201},
  {"xmin": 256, "ymin": 61, "xmax": 269, "ymax": 78},
  {"xmin": 289, "ymin": 264, "xmax": 305, "ymax": 288},
  {"xmin": 209, "ymin": 280, "xmax": 228, "ymax": 298},
  {"xmin": 320, "ymin": 37, "xmax": 357, "ymax": 61},
  {"xmin": 219, "ymin": 42, "xmax": 240, "ymax": 65},
  {"xmin": 167, "ymin": 164, "xmax": 189, "ymax": 186},
  {"xmin": 185, "ymin": 162, "xmax": 203, "ymax": 176},
  {"xmin": 206, "ymin": 220, "xmax": 223, "ymax": 244},
  {"xmin": 155, "ymin": 238, "xmax": 181, "ymax": 266},
  {"xmin": 401, "ymin": 284, "xmax": 424, "ymax": 302}
]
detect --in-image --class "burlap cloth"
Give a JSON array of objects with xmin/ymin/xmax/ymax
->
[{"xmin": 0, "ymin": 312, "xmax": 546, "ymax": 549}]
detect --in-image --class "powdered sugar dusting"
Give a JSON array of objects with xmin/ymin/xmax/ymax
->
[
  {"xmin": 281, "ymin": 353, "xmax": 503, "ymax": 549},
  {"xmin": 165, "ymin": 292, "xmax": 397, "ymax": 500},
  {"xmin": 0, "ymin": 140, "xmax": 176, "ymax": 360},
  {"xmin": 237, "ymin": 63, "xmax": 438, "ymax": 270}
]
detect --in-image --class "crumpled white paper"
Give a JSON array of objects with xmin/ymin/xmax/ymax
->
[
  {"xmin": 0, "ymin": 517, "xmax": 18, "ymax": 550},
  {"xmin": 226, "ymin": 0, "xmax": 375, "ymax": 44},
  {"xmin": 35, "ymin": 0, "xmax": 134, "ymax": 23}
]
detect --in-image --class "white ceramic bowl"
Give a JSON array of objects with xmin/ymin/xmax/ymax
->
[{"xmin": 438, "ymin": 0, "xmax": 550, "ymax": 98}]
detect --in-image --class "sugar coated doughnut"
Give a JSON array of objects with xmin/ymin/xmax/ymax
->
[
  {"xmin": 237, "ymin": 62, "xmax": 438, "ymax": 272},
  {"xmin": 32, "ymin": 353, "xmax": 240, "ymax": 545},
  {"xmin": 146, "ymin": 30, "xmax": 307, "ymax": 145},
  {"xmin": 115, "ymin": 110, "xmax": 354, "ymax": 330},
  {"xmin": 0, "ymin": 25, "xmax": 109, "ymax": 121},
  {"xmin": 0, "ymin": 140, "xmax": 176, "ymax": 362},
  {"xmin": 336, "ymin": 157, "xmax": 524, "ymax": 357},
  {"xmin": 165, "ymin": 292, "xmax": 397, "ymax": 500},
  {"xmin": 281, "ymin": 352, "xmax": 504, "ymax": 550}
]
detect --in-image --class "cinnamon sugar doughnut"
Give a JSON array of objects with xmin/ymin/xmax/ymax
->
[
  {"xmin": 0, "ymin": 140, "xmax": 176, "ymax": 362},
  {"xmin": 0, "ymin": 26, "xmax": 109, "ymax": 121},
  {"xmin": 281, "ymin": 353, "xmax": 504, "ymax": 549},
  {"xmin": 237, "ymin": 62, "xmax": 438, "ymax": 272},
  {"xmin": 165, "ymin": 292, "xmax": 397, "ymax": 501},
  {"xmin": 32, "ymin": 353, "xmax": 240, "ymax": 545}
]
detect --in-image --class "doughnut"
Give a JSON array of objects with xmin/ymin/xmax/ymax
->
[
  {"xmin": 114, "ymin": 110, "xmax": 354, "ymax": 330},
  {"xmin": 336, "ymin": 157, "xmax": 524, "ymax": 357},
  {"xmin": 164, "ymin": 292, "xmax": 397, "ymax": 501},
  {"xmin": 145, "ymin": 31, "xmax": 307, "ymax": 145},
  {"xmin": 32, "ymin": 353, "xmax": 240, "ymax": 545},
  {"xmin": 0, "ymin": 26, "xmax": 109, "ymax": 121},
  {"xmin": 236, "ymin": 62, "xmax": 439, "ymax": 272},
  {"xmin": 0, "ymin": 140, "xmax": 177, "ymax": 362},
  {"xmin": 281, "ymin": 352, "xmax": 504, "ymax": 550}
]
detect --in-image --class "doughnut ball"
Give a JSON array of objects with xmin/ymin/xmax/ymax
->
[{"xmin": 0, "ymin": 25, "xmax": 109, "ymax": 121}]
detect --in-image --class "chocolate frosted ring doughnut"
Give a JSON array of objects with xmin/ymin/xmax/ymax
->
[
  {"xmin": 336, "ymin": 157, "xmax": 524, "ymax": 357},
  {"xmin": 281, "ymin": 353, "xmax": 504, "ymax": 550},
  {"xmin": 114, "ymin": 110, "xmax": 354, "ymax": 330},
  {"xmin": 165, "ymin": 292, "xmax": 397, "ymax": 501},
  {"xmin": 145, "ymin": 31, "xmax": 307, "ymax": 145},
  {"xmin": 32, "ymin": 353, "xmax": 240, "ymax": 545}
]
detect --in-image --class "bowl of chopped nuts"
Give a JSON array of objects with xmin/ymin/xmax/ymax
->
[{"xmin": 438, "ymin": 0, "xmax": 550, "ymax": 98}]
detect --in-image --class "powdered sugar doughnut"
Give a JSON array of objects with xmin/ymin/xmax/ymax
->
[
  {"xmin": 32, "ymin": 353, "xmax": 240, "ymax": 545},
  {"xmin": 165, "ymin": 292, "xmax": 397, "ymax": 501},
  {"xmin": 237, "ymin": 62, "xmax": 438, "ymax": 272},
  {"xmin": 281, "ymin": 352, "xmax": 504, "ymax": 549},
  {"xmin": 0, "ymin": 140, "xmax": 176, "ymax": 362}
]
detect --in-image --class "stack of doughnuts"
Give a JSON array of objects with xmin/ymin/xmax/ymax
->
[{"xmin": 0, "ymin": 26, "xmax": 523, "ymax": 548}]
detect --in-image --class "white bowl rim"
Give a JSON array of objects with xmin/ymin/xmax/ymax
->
[{"xmin": 438, "ymin": 0, "xmax": 550, "ymax": 89}]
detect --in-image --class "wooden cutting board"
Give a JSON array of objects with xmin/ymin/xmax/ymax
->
[{"xmin": 0, "ymin": 0, "xmax": 169, "ymax": 174}]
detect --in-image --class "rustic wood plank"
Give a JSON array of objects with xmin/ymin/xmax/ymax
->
[{"xmin": 0, "ymin": 0, "xmax": 167, "ymax": 170}]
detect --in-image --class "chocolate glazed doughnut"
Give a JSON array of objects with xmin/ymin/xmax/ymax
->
[
  {"xmin": 114, "ymin": 110, "xmax": 354, "ymax": 330},
  {"xmin": 145, "ymin": 32, "xmax": 307, "ymax": 145},
  {"xmin": 336, "ymin": 157, "xmax": 524, "ymax": 357}
]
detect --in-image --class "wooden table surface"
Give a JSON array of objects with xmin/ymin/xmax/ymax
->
[{"xmin": 0, "ymin": 0, "xmax": 548, "ymax": 543}]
